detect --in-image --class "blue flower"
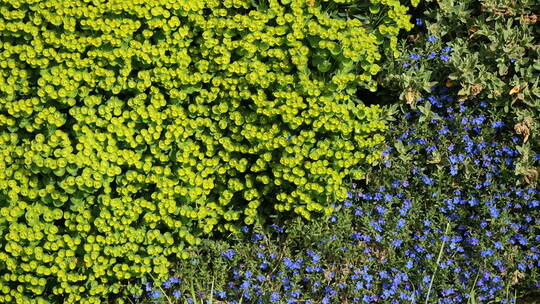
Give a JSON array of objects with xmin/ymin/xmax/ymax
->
[
  {"xmin": 416, "ymin": 18, "xmax": 423, "ymax": 26},
  {"xmin": 251, "ymin": 234, "xmax": 264, "ymax": 242},
  {"xmin": 403, "ymin": 62, "xmax": 410, "ymax": 68},
  {"xmin": 145, "ymin": 282, "xmax": 152, "ymax": 292},
  {"xmin": 150, "ymin": 291, "xmax": 162, "ymax": 299},
  {"xmin": 439, "ymin": 125, "xmax": 449, "ymax": 134},
  {"xmin": 405, "ymin": 260, "xmax": 413, "ymax": 269},
  {"xmin": 240, "ymin": 280, "xmax": 250, "ymax": 290},
  {"xmin": 442, "ymin": 46, "xmax": 452, "ymax": 53},
  {"xmin": 163, "ymin": 277, "xmax": 180, "ymax": 288},
  {"xmin": 173, "ymin": 290, "xmax": 182, "ymax": 299},
  {"xmin": 489, "ymin": 206, "xmax": 499, "ymax": 218},
  {"xmin": 428, "ymin": 35, "xmax": 436, "ymax": 43},
  {"xmin": 270, "ymin": 292, "xmax": 280, "ymax": 302},
  {"xmin": 221, "ymin": 249, "xmax": 235, "ymax": 260},
  {"xmin": 440, "ymin": 54, "xmax": 450, "ymax": 62},
  {"xmin": 270, "ymin": 224, "xmax": 284, "ymax": 233},
  {"xmin": 421, "ymin": 175, "xmax": 434, "ymax": 185},
  {"xmin": 481, "ymin": 249, "xmax": 494, "ymax": 257},
  {"xmin": 241, "ymin": 226, "xmax": 249, "ymax": 233},
  {"xmin": 410, "ymin": 53, "xmax": 421, "ymax": 61},
  {"xmin": 307, "ymin": 250, "xmax": 320, "ymax": 263}
]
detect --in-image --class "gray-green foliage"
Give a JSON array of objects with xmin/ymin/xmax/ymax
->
[{"xmin": 382, "ymin": 0, "xmax": 540, "ymax": 184}]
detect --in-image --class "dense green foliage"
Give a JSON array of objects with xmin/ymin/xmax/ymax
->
[{"xmin": 0, "ymin": 0, "xmax": 419, "ymax": 303}]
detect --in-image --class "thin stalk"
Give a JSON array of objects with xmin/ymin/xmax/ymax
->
[
  {"xmin": 467, "ymin": 266, "xmax": 481, "ymax": 304},
  {"xmin": 424, "ymin": 222, "xmax": 451, "ymax": 304}
]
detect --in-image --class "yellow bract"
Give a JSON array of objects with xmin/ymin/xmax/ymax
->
[{"xmin": 0, "ymin": 0, "xmax": 412, "ymax": 302}]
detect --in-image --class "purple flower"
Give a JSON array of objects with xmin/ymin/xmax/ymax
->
[{"xmin": 145, "ymin": 282, "xmax": 152, "ymax": 292}]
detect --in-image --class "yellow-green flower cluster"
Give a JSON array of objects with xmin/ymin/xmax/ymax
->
[{"xmin": 0, "ymin": 0, "xmax": 412, "ymax": 302}]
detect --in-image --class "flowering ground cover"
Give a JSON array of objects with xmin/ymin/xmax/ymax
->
[
  {"xmin": 135, "ymin": 85, "xmax": 539, "ymax": 304},
  {"xmin": 0, "ymin": 0, "xmax": 538, "ymax": 303}
]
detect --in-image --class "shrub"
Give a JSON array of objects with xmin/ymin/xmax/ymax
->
[
  {"xmin": 381, "ymin": 0, "xmax": 540, "ymax": 183},
  {"xmin": 0, "ymin": 0, "xmax": 417, "ymax": 302}
]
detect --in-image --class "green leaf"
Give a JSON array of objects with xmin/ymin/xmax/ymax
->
[
  {"xmin": 317, "ymin": 60, "xmax": 332, "ymax": 73},
  {"xmin": 53, "ymin": 167, "xmax": 65, "ymax": 177},
  {"xmin": 369, "ymin": 5, "xmax": 380, "ymax": 14}
]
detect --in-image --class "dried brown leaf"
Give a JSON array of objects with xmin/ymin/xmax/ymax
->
[
  {"xmin": 522, "ymin": 14, "xmax": 537, "ymax": 24},
  {"xmin": 509, "ymin": 85, "xmax": 520, "ymax": 95},
  {"xmin": 408, "ymin": 34, "xmax": 421, "ymax": 42},
  {"xmin": 524, "ymin": 169, "xmax": 538, "ymax": 184},
  {"xmin": 511, "ymin": 270, "xmax": 525, "ymax": 285},
  {"xmin": 470, "ymin": 84, "xmax": 483, "ymax": 96},
  {"xmin": 514, "ymin": 121, "xmax": 530, "ymax": 143},
  {"xmin": 405, "ymin": 89, "xmax": 416, "ymax": 105}
]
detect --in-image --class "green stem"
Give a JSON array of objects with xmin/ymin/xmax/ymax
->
[{"xmin": 424, "ymin": 222, "xmax": 451, "ymax": 304}]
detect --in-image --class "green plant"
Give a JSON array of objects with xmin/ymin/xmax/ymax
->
[{"xmin": 0, "ymin": 0, "xmax": 418, "ymax": 302}]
